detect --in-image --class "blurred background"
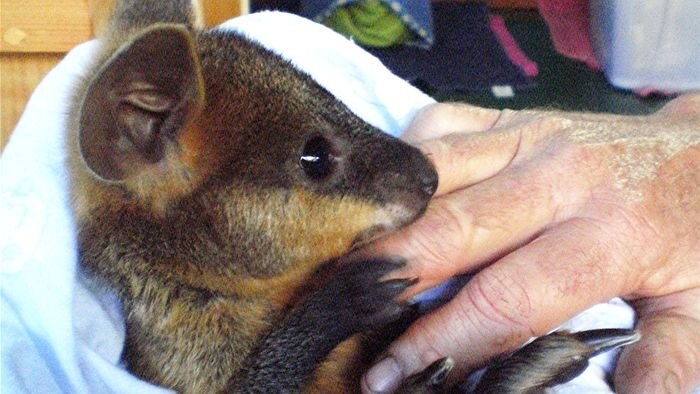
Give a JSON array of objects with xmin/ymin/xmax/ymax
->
[{"xmin": 3, "ymin": 0, "xmax": 697, "ymax": 149}]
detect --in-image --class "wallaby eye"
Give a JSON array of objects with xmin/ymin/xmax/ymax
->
[{"xmin": 300, "ymin": 136, "xmax": 336, "ymax": 180}]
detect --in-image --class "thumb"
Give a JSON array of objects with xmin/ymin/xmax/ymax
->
[
  {"xmin": 615, "ymin": 288, "xmax": 700, "ymax": 394},
  {"xmin": 400, "ymin": 103, "xmax": 501, "ymax": 143},
  {"xmin": 399, "ymin": 103, "xmax": 510, "ymax": 196}
]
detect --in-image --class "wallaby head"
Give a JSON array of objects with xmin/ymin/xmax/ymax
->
[
  {"xmin": 70, "ymin": 3, "xmax": 436, "ymax": 295},
  {"xmin": 67, "ymin": 5, "xmax": 436, "ymax": 390}
]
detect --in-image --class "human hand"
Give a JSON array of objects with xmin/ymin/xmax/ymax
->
[{"xmin": 357, "ymin": 94, "xmax": 700, "ymax": 393}]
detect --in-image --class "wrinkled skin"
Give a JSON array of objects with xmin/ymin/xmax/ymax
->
[{"xmin": 356, "ymin": 94, "xmax": 700, "ymax": 394}]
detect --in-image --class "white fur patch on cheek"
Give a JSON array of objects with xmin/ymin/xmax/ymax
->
[{"xmin": 375, "ymin": 203, "xmax": 415, "ymax": 231}]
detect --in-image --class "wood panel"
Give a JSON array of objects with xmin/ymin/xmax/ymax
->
[
  {"xmin": 83, "ymin": 0, "xmax": 249, "ymax": 36},
  {"xmin": 0, "ymin": 53, "xmax": 63, "ymax": 149},
  {"xmin": 201, "ymin": 0, "xmax": 248, "ymax": 27},
  {"xmin": 87, "ymin": 0, "xmax": 116, "ymax": 36},
  {"xmin": 1, "ymin": 0, "xmax": 93, "ymax": 53}
]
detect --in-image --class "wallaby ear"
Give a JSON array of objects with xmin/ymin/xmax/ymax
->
[{"xmin": 79, "ymin": 24, "xmax": 204, "ymax": 181}]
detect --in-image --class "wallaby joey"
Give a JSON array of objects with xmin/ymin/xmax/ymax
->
[
  {"xmin": 68, "ymin": 0, "xmax": 639, "ymax": 392},
  {"xmin": 70, "ymin": 0, "xmax": 435, "ymax": 392}
]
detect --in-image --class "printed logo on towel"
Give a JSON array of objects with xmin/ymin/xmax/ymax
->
[{"xmin": 0, "ymin": 178, "xmax": 47, "ymax": 273}]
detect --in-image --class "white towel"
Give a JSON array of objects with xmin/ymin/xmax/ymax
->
[{"xmin": 1, "ymin": 11, "xmax": 638, "ymax": 393}]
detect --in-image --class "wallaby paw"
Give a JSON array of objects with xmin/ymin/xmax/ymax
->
[
  {"xmin": 322, "ymin": 259, "xmax": 417, "ymax": 333},
  {"xmin": 395, "ymin": 357, "xmax": 454, "ymax": 394},
  {"xmin": 475, "ymin": 328, "xmax": 640, "ymax": 393}
]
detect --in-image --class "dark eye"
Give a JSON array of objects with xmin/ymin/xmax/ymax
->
[{"xmin": 300, "ymin": 136, "xmax": 336, "ymax": 180}]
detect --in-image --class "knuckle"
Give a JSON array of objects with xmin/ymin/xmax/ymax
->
[
  {"xmin": 515, "ymin": 110, "xmax": 572, "ymax": 140},
  {"xmin": 403, "ymin": 104, "xmax": 455, "ymax": 140},
  {"xmin": 616, "ymin": 209, "xmax": 663, "ymax": 260},
  {"xmin": 405, "ymin": 103, "xmax": 501, "ymax": 141},
  {"xmin": 551, "ymin": 138, "xmax": 595, "ymax": 167},
  {"xmin": 541, "ymin": 219, "xmax": 626, "ymax": 299},
  {"xmin": 584, "ymin": 210, "xmax": 659, "ymax": 291},
  {"xmin": 414, "ymin": 138, "xmax": 449, "ymax": 168},
  {"xmin": 547, "ymin": 223, "xmax": 611, "ymax": 287},
  {"xmin": 464, "ymin": 268, "xmax": 537, "ymax": 338},
  {"xmin": 412, "ymin": 200, "xmax": 473, "ymax": 267},
  {"xmin": 658, "ymin": 93, "xmax": 700, "ymax": 116},
  {"xmin": 419, "ymin": 103, "xmax": 459, "ymax": 121},
  {"xmin": 555, "ymin": 245, "xmax": 610, "ymax": 297},
  {"xmin": 532, "ymin": 113, "xmax": 572, "ymax": 133}
]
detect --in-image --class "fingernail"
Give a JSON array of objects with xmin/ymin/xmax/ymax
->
[
  {"xmin": 365, "ymin": 356, "xmax": 402, "ymax": 393},
  {"xmin": 664, "ymin": 371, "xmax": 680, "ymax": 394}
]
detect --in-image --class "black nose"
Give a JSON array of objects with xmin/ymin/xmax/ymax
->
[{"xmin": 421, "ymin": 170, "xmax": 438, "ymax": 197}]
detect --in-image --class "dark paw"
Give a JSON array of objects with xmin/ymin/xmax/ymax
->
[
  {"xmin": 318, "ymin": 259, "xmax": 417, "ymax": 333},
  {"xmin": 395, "ymin": 357, "xmax": 454, "ymax": 394},
  {"xmin": 475, "ymin": 328, "xmax": 640, "ymax": 393}
]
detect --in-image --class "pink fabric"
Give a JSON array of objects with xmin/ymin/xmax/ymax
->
[
  {"xmin": 537, "ymin": 0, "xmax": 600, "ymax": 70},
  {"xmin": 489, "ymin": 14, "xmax": 539, "ymax": 77},
  {"xmin": 537, "ymin": 0, "xmax": 674, "ymax": 95},
  {"xmin": 633, "ymin": 87, "xmax": 673, "ymax": 97}
]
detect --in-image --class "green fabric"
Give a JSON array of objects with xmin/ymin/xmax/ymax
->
[{"xmin": 325, "ymin": 1, "xmax": 414, "ymax": 47}]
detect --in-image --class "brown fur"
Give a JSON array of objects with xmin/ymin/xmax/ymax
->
[
  {"xmin": 307, "ymin": 338, "xmax": 368, "ymax": 393},
  {"xmin": 68, "ymin": 1, "xmax": 436, "ymax": 392}
]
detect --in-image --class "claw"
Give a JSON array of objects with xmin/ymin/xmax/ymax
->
[
  {"xmin": 395, "ymin": 357, "xmax": 454, "ymax": 394},
  {"xmin": 422, "ymin": 357, "xmax": 454, "ymax": 386},
  {"xmin": 571, "ymin": 328, "xmax": 641, "ymax": 357},
  {"xmin": 364, "ymin": 303, "xmax": 410, "ymax": 329},
  {"xmin": 382, "ymin": 277, "xmax": 420, "ymax": 293},
  {"xmin": 474, "ymin": 328, "xmax": 641, "ymax": 393}
]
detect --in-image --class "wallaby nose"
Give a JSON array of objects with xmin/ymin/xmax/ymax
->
[{"xmin": 421, "ymin": 171, "xmax": 438, "ymax": 197}]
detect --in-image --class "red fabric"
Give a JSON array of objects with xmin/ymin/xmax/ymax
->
[
  {"xmin": 537, "ymin": 0, "xmax": 600, "ymax": 70},
  {"xmin": 489, "ymin": 14, "xmax": 539, "ymax": 77}
]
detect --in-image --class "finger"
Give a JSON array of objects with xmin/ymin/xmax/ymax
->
[
  {"xmin": 362, "ymin": 218, "xmax": 635, "ymax": 391},
  {"xmin": 474, "ymin": 329, "xmax": 640, "ymax": 392},
  {"xmin": 414, "ymin": 128, "xmax": 522, "ymax": 196},
  {"xmin": 400, "ymin": 103, "xmax": 502, "ymax": 143},
  {"xmin": 406, "ymin": 107, "xmax": 576, "ymax": 196},
  {"xmin": 356, "ymin": 160, "xmax": 592, "ymax": 296},
  {"xmin": 615, "ymin": 288, "xmax": 700, "ymax": 394},
  {"xmin": 655, "ymin": 93, "xmax": 700, "ymax": 118}
]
